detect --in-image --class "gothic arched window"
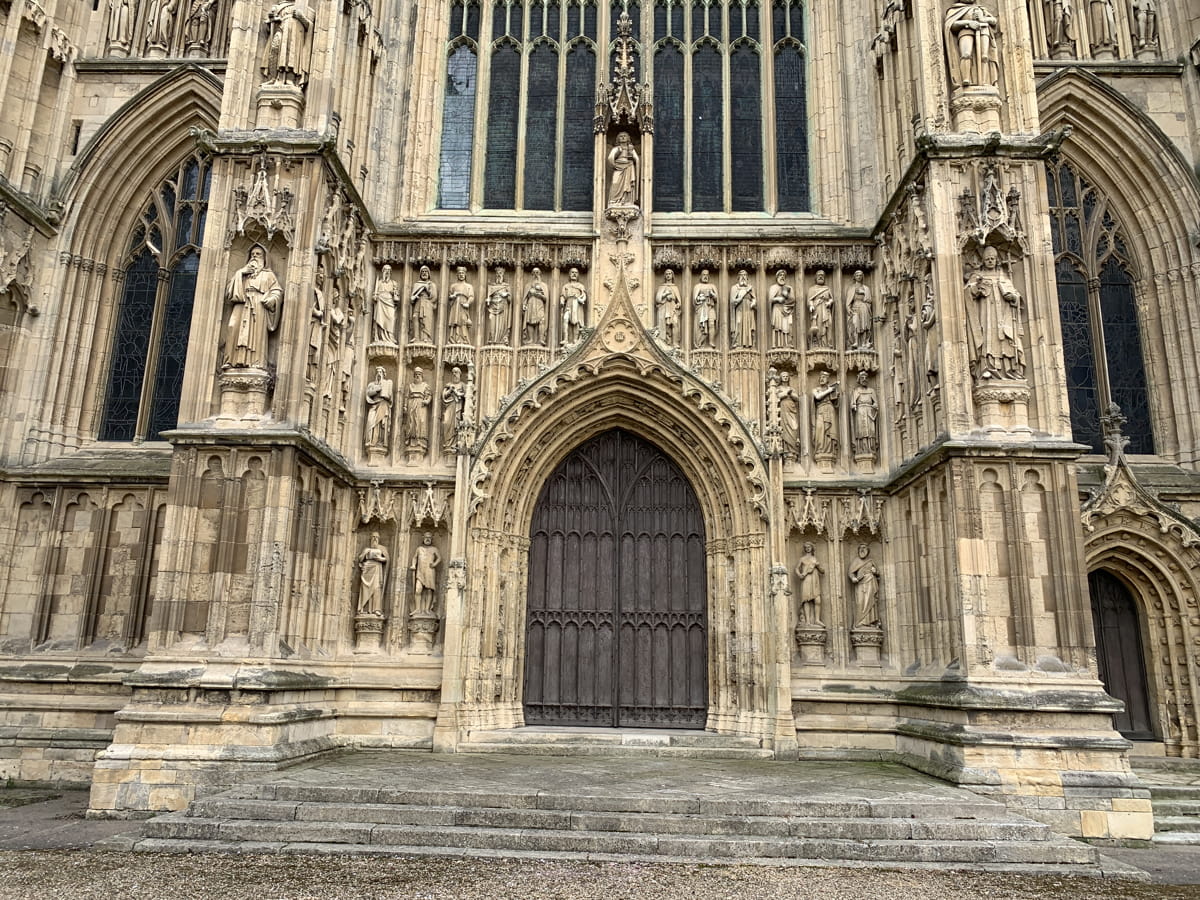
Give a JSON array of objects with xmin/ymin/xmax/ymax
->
[
  {"xmin": 1045, "ymin": 159, "xmax": 1153, "ymax": 454},
  {"xmin": 99, "ymin": 154, "xmax": 211, "ymax": 442}
]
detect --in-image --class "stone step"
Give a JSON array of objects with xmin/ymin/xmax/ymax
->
[
  {"xmin": 1150, "ymin": 815, "xmax": 1200, "ymax": 833},
  {"xmin": 1152, "ymin": 832, "xmax": 1200, "ymax": 846},
  {"xmin": 458, "ymin": 728, "xmax": 775, "ymax": 760},
  {"xmin": 1146, "ymin": 785, "xmax": 1200, "ymax": 801},
  {"xmin": 1148, "ymin": 800, "xmax": 1200, "ymax": 817}
]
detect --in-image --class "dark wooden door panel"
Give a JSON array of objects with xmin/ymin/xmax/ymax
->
[{"xmin": 1089, "ymin": 570, "xmax": 1155, "ymax": 740}]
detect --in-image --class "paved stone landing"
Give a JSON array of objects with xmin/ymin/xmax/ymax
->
[{"xmin": 119, "ymin": 750, "xmax": 1128, "ymax": 873}]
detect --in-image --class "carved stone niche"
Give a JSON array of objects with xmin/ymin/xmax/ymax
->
[
  {"xmin": 788, "ymin": 508, "xmax": 830, "ymax": 664},
  {"xmin": 217, "ymin": 240, "xmax": 286, "ymax": 421},
  {"xmin": 406, "ymin": 526, "xmax": 447, "ymax": 654},
  {"xmin": 353, "ymin": 527, "xmax": 392, "ymax": 654},
  {"xmin": 846, "ymin": 539, "xmax": 884, "ymax": 666}
]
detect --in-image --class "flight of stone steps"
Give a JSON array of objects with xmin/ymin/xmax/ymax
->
[
  {"xmin": 1135, "ymin": 759, "xmax": 1200, "ymax": 845},
  {"xmin": 456, "ymin": 726, "xmax": 777, "ymax": 759}
]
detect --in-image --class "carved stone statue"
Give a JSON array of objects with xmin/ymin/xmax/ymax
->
[
  {"xmin": 145, "ymin": 0, "xmax": 178, "ymax": 51},
  {"xmin": 944, "ymin": 2, "xmax": 999, "ymax": 89},
  {"xmin": 184, "ymin": 0, "xmax": 218, "ymax": 55},
  {"xmin": 364, "ymin": 366, "xmax": 393, "ymax": 452},
  {"xmin": 522, "ymin": 267, "xmax": 548, "ymax": 346},
  {"xmin": 448, "ymin": 266, "xmax": 474, "ymax": 344},
  {"xmin": 730, "ymin": 270, "xmax": 756, "ymax": 349},
  {"xmin": 223, "ymin": 244, "xmax": 282, "ymax": 370},
  {"xmin": 1089, "ymin": 0, "xmax": 1116, "ymax": 50},
  {"xmin": 846, "ymin": 270, "xmax": 873, "ymax": 351},
  {"xmin": 656, "ymin": 269, "xmax": 682, "ymax": 346},
  {"xmin": 357, "ymin": 532, "xmax": 388, "ymax": 616},
  {"xmin": 441, "ymin": 366, "xmax": 465, "ymax": 453},
  {"xmin": 560, "ymin": 267, "xmax": 587, "ymax": 345},
  {"xmin": 107, "ymin": 0, "xmax": 134, "ymax": 53},
  {"xmin": 607, "ymin": 132, "xmax": 639, "ymax": 208},
  {"xmin": 409, "ymin": 265, "xmax": 437, "ymax": 343},
  {"xmin": 769, "ymin": 269, "xmax": 795, "ymax": 349},
  {"xmin": 806, "ymin": 270, "xmax": 834, "ymax": 350},
  {"xmin": 850, "ymin": 371, "xmax": 879, "ymax": 459},
  {"xmin": 1044, "ymin": 0, "xmax": 1076, "ymax": 52},
  {"xmin": 965, "ymin": 246, "xmax": 1025, "ymax": 381},
  {"xmin": 812, "ymin": 371, "xmax": 840, "ymax": 458},
  {"xmin": 848, "ymin": 543, "xmax": 881, "ymax": 629},
  {"xmin": 921, "ymin": 283, "xmax": 940, "ymax": 395},
  {"xmin": 796, "ymin": 541, "xmax": 825, "ymax": 627},
  {"xmin": 411, "ymin": 532, "xmax": 442, "ymax": 615},
  {"xmin": 1130, "ymin": 0, "xmax": 1158, "ymax": 52},
  {"xmin": 486, "ymin": 266, "xmax": 512, "ymax": 345},
  {"xmin": 372, "ymin": 264, "xmax": 398, "ymax": 344},
  {"xmin": 693, "ymin": 269, "xmax": 718, "ymax": 349},
  {"xmin": 778, "ymin": 372, "xmax": 800, "ymax": 459},
  {"xmin": 262, "ymin": 1, "xmax": 312, "ymax": 87},
  {"xmin": 322, "ymin": 288, "xmax": 345, "ymax": 400},
  {"xmin": 403, "ymin": 367, "xmax": 432, "ymax": 456}
]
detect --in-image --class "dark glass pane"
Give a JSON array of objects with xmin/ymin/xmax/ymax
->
[
  {"xmin": 654, "ymin": 0, "xmax": 668, "ymax": 39},
  {"xmin": 438, "ymin": 46, "xmax": 478, "ymax": 209},
  {"xmin": 691, "ymin": 0, "xmax": 706, "ymax": 41},
  {"xmin": 568, "ymin": 0, "xmax": 580, "ymax": 34},
  {"xmin": 671, "ymin": 1, "xmax": 683, "ymax": 35},
  {"xmin": 1045, "ymin": 163, "xmax": 1059, "ymax": 207},
  {"xmin": 730, "ymin": 46, "xmax": 762, "ymax": 211},
  {"xmin": 99, "ymin": 251, "xmax": 159, "ymax": 442},
  {"xmin": 1099, "ymin": 257, "xmax": 1154, "ymax": 454},
  {"xmin": 774, "ymin": 45, "xmax": 809, "ymax": 211},
  {"xmin": 1065, "ymin": 210, "xmax": 1081, "ymax": 254},
  {"xmin": 176, "ymin": 205, "xmax": 194, "ymax": 251},
  {"xmin": 147, "ymin": 252, "xmax": 199, "ymax": 438},
  {"xmin": 524, "ymin": 45, "xmax": 560, "ymax": 210},
  {"xmin": 484, "ymin": 44, "xmax": 521, "ymax": 208},
  {"xmin": 196, "ymin": 207, "xmax": 208, "ymax": 245},
  {"xmin": 182, "ymin": 159, "xmax": 199, "ymax": 200},
  {"xmin": 745, "ymin": 1, "xmax": 760, "ymax": 42},
  {"xmin": 562, "ymin": 44, "xmax": 596, "ymax": 210},
  {"xmin": 162, "ymin": 183, "xmax": 176, "ymax": 220},
  {"xmin": 493, "ymin": 0, "xmax": 507, "ymax": 39},
  {"xmin": 1049, "ymin": 212, "xmax": 1063, "ymax": 255},
  {"xmin": 548, "ymin": 0, "xmax": 561, "ymax": 38},
  {"xmin": 200, "ymin": 162, "xmax": 211, "ymax": 200},
  {"xmin": 653, "ymin": 44, "xmax": 684, "ymax": 211},
  {"xmin": 790, "ymin": 1, "xmax": 802, "ymax": 37},
  {"xmin": 467, "ymin": 0, "xmax": 481, "ymax": 39},
  {"xmin": 691, "ymin": 45, "xmax": 723, "ymax": 211},
  {"xmin": 771, "ymin": 0, "xmax": 785, "ymax": 39},
  {"xmin": 584, "ymin": 1, "xmax": 596, "ymax": 39},
  {"xmin": 1056, "ymin": 258, "xmax": 1101, "ymax": 452}
]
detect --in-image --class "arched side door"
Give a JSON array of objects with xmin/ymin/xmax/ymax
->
[{"xmin": 1088, "ymin": 569, "xmax": 1155, "ymax": 740}]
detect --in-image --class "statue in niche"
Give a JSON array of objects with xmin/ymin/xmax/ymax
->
[
  {"xmin": 806, "ymin": 270, "xmax": 834, "ymax": 350},
  {"xmin": 730, "ymin": 270, "xmax": 756, "ymax": 349},
  {"xmin": 693, "ymin": 269, "xmax": 719, "ymax": 349},
  {"xmin": 1130, "ymin": 0, "xmax": 1158, "ymax": 52},
  {"xmin": 607, "ymin": 132, "xmax": 639, "ymax": 208},
  {"xmin": 656, "ymin": 269, "xmax": 682, "ymax": 346},
  {"xmin": 322, "ymin": 288, "xmax": 345, "ymax": 399},
  {"xmin": 522, "ymin": 268, "xmax": 549, "ymax": 346},
  {"xmin": 357, "ymin": 532, "xmax": 388, "ymax": 616},
  {"xmin": 372, "ymin": 264, "xmax": 398, "ymax": 344},
  {"xmin": 848, "ymin": 543, "xmax": 881, "ymax": 629},
  {"xmin": 411, "ymin": 532, "xmax": 442, "ymax": 615},
  {"xmin": 769, "ymin": 269, "xmax": 796, "ymax": 349},
  {"xmin": 184, "ymin": 0, "xmax": 218, "ymax": 55},
  {"xmin": 795, "ymin": 541, "xmax": 825, "ymax": 627},
  {"xmin": 1044, "ymin": 0, "xmax": 1076, "ymax": 52},
  {"xmin": 107, "ymin": 0, "xmax": 134, "ymax": 52},
  {"xmin": 846, "ymin": 270, "xmax": 874, "ymax": 351},
  {"xmin": 448, "ymin": 266, "xmax": 474, "ymax": 344},
  {"xmin": 145, "ymin": 0, "xmax": 178, "ymax": 51},
  {"xmin": 965, "ymin": 246, "xmax": 1025, "ymax": 381},
  {"xmin": 222, "ymin": 244, "xmax": 282, "ymax": 371},
  {"xmin": 1089, "ymin": 0, "xmax": 1116, "ymax": 48},
  {"xmin": 486, "ymin": 266, "xmax": 512, "ymax": 344},
  {"xmin": 560, "ymin": 267, "xmax": 587, "ymax": 345},
  {"xmin": 944, "ymin": 2, "xmax": 999, "ymax": 89},
  {"xmin": 409, "ymin": 265, "xmax": 437, "ymax": 343},
  {"xmin": 850, "ymin": 371, "xmax": 879, "ymax": 459},
  {"xmin": 441, "ymin": 366, "xmax": 465, "ymax": 454},
  {"xmin": 307, "ymin": 264, "xmax": 326, "ymax": 383},
  {"xmin": 403, "ymin": 367, "xmax": 432, "ymax": 455},
  {"xmin": 812, "ymin": 371, "xmax": 840, "ymax": 457},
  {"xmin": 364, "ymin": 366, "xmax": 393, "ymax": 451},
  {"xmin": 778, "ymin": 372, "xmax": 800, "ymax": 459},
  {"xmin": 921, "ymin": 283, "xmax": 940, "ymax": 395},
  {"xmin": 905, "ymin": 298, "xmax": 921, "ymax": 408},
  {"xmin": 262, "ymin": 1, "xmax": 312, "ymax": 87}
]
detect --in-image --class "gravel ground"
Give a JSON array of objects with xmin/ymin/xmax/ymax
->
[{"xmin": 1, "ymin": 852, "xmax": 1198, "ymax": 900}]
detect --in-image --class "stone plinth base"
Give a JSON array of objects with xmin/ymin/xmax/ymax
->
[
  {"xmin": 690, "ymin": 348, "xmax": 720, "ymax": 383},
  {"xmin": 973, "ymin": 379, "xmax": 1031, "ymax": 434},
  {"xmin": 794, "ymin": 624, "xmax": 827, "ymax": 664},
  {"xmin": 806, "ymin": 349, "xmax": 837, "ymax": 372},
  {"xmin": 365, "ymin": 445, "xmax": 388, "ymax": 467},
  {"xmin": 255, "ymin": 83, "xmax": 305, "ymax": 130},
  {"xmin": 218, "ymin": 368, "xmax": 271, "ymax": 419},
  {"xmin": 851, "ymin": 627, "xmax": 883, "ymax": 665},
  {"xmin": 950, "ymin": 85, "xmax": 1002, "ymax": 133},
  {"xmin": 408, "ymin": 611, "xmax": 439, "ymax": 654},
  {"xmin": 354, "ymin": 614, "xmax": 385, "ymax": 652},
  {"xmin": 846, "ymin": 349, "xmax": 878, "ymax": 373},
  {"xmin": 368, "ymin": 341, "xmax": 398, "ymax": 361}
]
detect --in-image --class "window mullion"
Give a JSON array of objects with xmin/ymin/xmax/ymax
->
[
  {"xmin": 761, "ymin": 2, "xmax": 776, "ymax": 214},
  {"xmin": 515, "ymin": 2, "xmax": 532, "ymax": 209},
  {"xmin": 471, "ymin": 2, "xmax": 497, "ymax": 209},
  {"xmin": 683, "ymin": 3, "xmax": 692, "ymax": 212},
  {"xmin": 555, "ymin": 6, "xmax": 568, "ymax": 209},
  {"xmin": 134, "ymin": 268, "xmax": 173, "ymax": 441},
  {"xmin": 721, "ymin": 2, "xmax": 731, "ymax": 212}
]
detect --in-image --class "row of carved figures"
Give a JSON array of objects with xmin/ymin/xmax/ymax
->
[
  {"xmin": 354, "ymin": 530, "xmax": 443, "ymax": 654},
  {"xmin": 362, "ymin": 363, "xmax": 472, "ymax": 463},
  {"xmin": 106, "ymin": 0, "xmax": 223, "ymax": 59},
  {"xmin": 1038, "ymin": 0, "xmax": 1160, "ymax": 60}
]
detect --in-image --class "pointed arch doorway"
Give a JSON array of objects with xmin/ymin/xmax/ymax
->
[
  {"xmin": 1089, "ymin": 570, "xmax": 1155, "ymax": 740},
  {"xmin": 523, "ymin": 429, "xmax": 708, "ymax": 728}
]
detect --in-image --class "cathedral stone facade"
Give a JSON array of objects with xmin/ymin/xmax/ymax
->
[{"xmin": 1, "ymin": 0, "xmax": 1198, "ymax": 841}]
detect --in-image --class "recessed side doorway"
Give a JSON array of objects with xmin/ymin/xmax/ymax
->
[{"xmin": 1088, "ymin": 569, "xmax": 1156, "ymax": 740}]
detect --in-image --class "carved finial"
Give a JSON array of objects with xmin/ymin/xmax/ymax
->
[{"xmin": 1100, "ymin": 402, "xmax": 1130, "ymax": 464}]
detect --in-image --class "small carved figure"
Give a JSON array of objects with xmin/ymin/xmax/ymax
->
[
  {"xmin": 846, "ymin": 270, "xmax": 873, "ymax": 351},
  {"xmin": 796, "ymin": 541, "xmax": 825, "ymax": 627},
  {"xmin": 411, "ymin": 532, "xmax": 442, "ymax": 615},
  {"xmin": 848, "ymin": 543, "xmax": 881, "ymax": 629},
  {"xmin": 364, "ymin": 366, "xmax": 393, "ymax": 451},
  {"xmin": 1130, "ymin": 0, "xmax": 1158, "ymax": 51},
  {"xmin": 357, "ymin": 532, "xmax": 388, "ymax": 616},
  {"xmin": 442, "ymin": 366, "xmax": 465, "ymax": 453},
  {"xmin": 812, "ymin": 371, "xmax": 840, "ymax": 458},
  {"xmin": 560, "ymin": 267, "xmax": 587, "ymax": 345},
  {"xmin": 448, "ymin": 266, "xmax": 474, "ymax": 344},
  {"xmin": 656, "ymin": 269, "xmax": 682, "ymax": 346},
  {"xmin": 403, "ymin": 367, "xmax": 432, "ymax": 454},
  {"xmin": 1044, "ymin": 0, "xmax": 1076, "ymax": 50},
  {"xmin": 372, "ymin": 264, "xmax": 398, "ymax": 344},
  {"xmin": 944, "ymin": 2, "xmax": 999, "ymax": 89},
  {"xmin": 850, "ymin": 371, "xmax": 879, "ymax": 459},
  {"xmin": 522, "ymin": 267, "xmax": 549, "ymax": 345},
  {"xmin": 693, "ymin": 269, "xmax": 719, "ymax": 349},
  {"xmin": 607, "ymin": 132, "xmax": 639, "ymax": 208},
  {"xmin": 806, "ymin": 270, "xmax": 834, "ymax": 350},
  {"xmin": 965, "ymin": 246, "xmax": 1025, "ymax": 381},
  {"xmin": 322, "ymin": 288, "xmax": 345, "ymax": 400},
  {"xmin": 145, "ymin": 0, "xmax": 178, "ymax": 50},
  {"xmin": 778, "ymin": 372, "xmax": 800, "ymax": 459},
  {"xmin": 486, "ymin": 266, "xmax": 512, "ymax": 344},
  {"xmin": 184, "ymin": 0, "xmax": 217, "ymax": 54},
  {"xmin": 107, "ymin": 0, "xmax": 134, "ymax": 51},
  {"xmin": 730, "ymin": 270, "xmax": 756, "ymax": 349},
  {"xmin": 409, "ymin": 264, "xmax": 437, "ymax": 343},
  {"xmin": 769, "ymin": 269, "xmax": 796, "ymax": 349},
  {"xmin": 262, "ymin": 1, "xmax": 312, "ymax": 87},
  {"xmin": 223, "ymin": 244, "xmax": 282, "ymax": 370},
  {"xmin": 920, "ymin": 283, "xmax": 940, "ymax": 394},
  {"xmin": 1089, "ymin": 0, "xmax": 1116, "ymax": 48}
]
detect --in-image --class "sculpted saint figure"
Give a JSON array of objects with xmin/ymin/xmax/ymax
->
[
  {"xmin": 411, "ymin": 532, "xmax": 442, "ymax": 615},
  {"xmin": 441, "ymin": 366, "xmax": 465, "ymax": 453},
  {"xmin": 1089, "ymin": 0, "xmax": 1116, "ymax": 47},
  {"xmin": 403, "ymin": 367, "xmax": 432, "ymax": 454},
  {"xmin": 607, "ymin": 132, "xmax": 639, "ymax": 208},
  {"xmin": 486, "ymin": 266, "xmax": 512, "ymax": 345},
  {"xmin": 778, "ymin": 372, "xmax": 800, "ymax": 459},
  {"xmin": 357, "ymin": 532, "xmax": 388, "ymax": 616},
  {"xmin": 656, "ymin": 269, "xmax": 682, "ymax": 346},
  {"xmin": 307, "ymin": 265, "xmax": 326, "ymax": 383},
  {"xmin": 223, "ymin": 245, "xmax": 282, "ymax": 370},
  {"xmin": 108, "ymin": 0, "xmax": 134, "ymax": 51},
  {"xmin": 322, "ymin": 289, "xmax": 345, "ymax": 399},
  {"xmin": 372, "ymin": 264, "xmax": 398, "ymax": 344},
  {"xmin": 522, "ymin": 267, "xmax": 548, "ymax": 346},
  {"xmin": 846, "ymin": 270, "xmax": 873, "ymax": 350},
  {"xmin": 944, "ymin": 2, "xmax": 999, "ymax": 89},
  {"xmin": 812, "ymin": 371, "xmax": 840, "ymax": 457},
  {"xmin": 364, "ymin": 366, "xmax": 393, "ymax": 451},
  {"xmin": 848, "ymin": 544, "xmax": 881, "ymax": 629},
  {"xmin": 693, "ymin": 269, "xmax": 719, "ymax": 349},
  {"xmin": 965, "ymin": 246, "xmax": 1025, "ymax": 381},
  {"xmin": 409, "ymin": 265, "xmax": 437, "ymax": 343},
  {"xmin": 184, "ymin": 0, "xmax": 217, "ymax": 54},
  {"xmin": 1130, "ymin": 0, "xmax": 1157, "ymax": 51},
  {"xmin": 560, "ymin": 267, "xmax": 587, "ymax": 345},
  {"xmin": 850, "ymin": 371, "xmax": 879, "ymax": 459},
  {"xmin": 145, "ymin": 0, "xmax": 178, "ymax": 50},
  {"xmin": 448, "ymin": 266, "xmax": 474, "ymax": 344},
  {"xmin": 262, "ymin": 1, "xmax": 312, "ymax": 87},
  {"xmin": 796, "ymin": 541, "xmax": 825, "ymax": 627},
  {"xmin": 920, "ymin": 285, "xmax": 940, "ymax": 394},
  {"xmin": 807, "ymin": 270, "xmax": 834, "ymax": 350},
  {"xmin": 1044, "ymin": 0, "xmax": 1076, "ymax": 50},
  {"xmin": 730, "ymin": 270, "xmax": 756, "ymax": 349},
  {"xmin": 769, "ymin": 269, "xmax": 796, "ymax": 349}
]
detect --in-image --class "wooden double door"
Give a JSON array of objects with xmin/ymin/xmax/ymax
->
[
  {"xmin": 1089, "ymin": 570, "xmax": 1155, "ymax": 740},
  {"xmin": 523, "ymin": 430, "xmax": 708, "ymax": 728}
]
